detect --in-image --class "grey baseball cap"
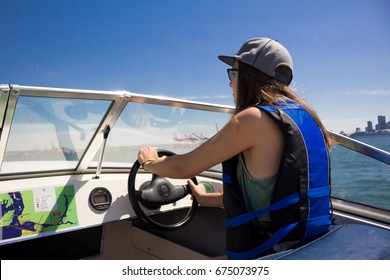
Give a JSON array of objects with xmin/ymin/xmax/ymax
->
[{"xmin": 218, "ymin": 38, "xmax": 293, "ymax": 85}]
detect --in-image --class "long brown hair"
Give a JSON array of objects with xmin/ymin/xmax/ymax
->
[{"xmin": 235, "ymin": 61, "xmax": 333, "ymax": 148}]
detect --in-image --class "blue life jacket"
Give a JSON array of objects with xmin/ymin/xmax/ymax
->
[{"xmin": 222, "ymin": 99, "xmax": 332, "ymax": 259}]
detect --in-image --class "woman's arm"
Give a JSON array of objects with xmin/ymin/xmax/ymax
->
[{"xmin": 138, "ymin": 107, "xmax": 264, "ymax": 179}]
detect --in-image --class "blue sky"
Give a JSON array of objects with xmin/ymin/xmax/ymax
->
[{"xmin": 0, "ymin": 0, "xmax": 389, "ymax": 133}]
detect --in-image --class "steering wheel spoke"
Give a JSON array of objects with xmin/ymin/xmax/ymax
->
[
  {"xmin": 128, "ymin": 150, "xmax": 198, "ymax": 230},
  {"xmin": 137, "ymin": 178, "xmax": 190, "ymax": 208}
]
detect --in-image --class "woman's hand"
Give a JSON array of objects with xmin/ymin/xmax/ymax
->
[
  {"xmin": 187, "ymin": 179, "xmax": 208, "ymax": 202},
  {"xmin": 187, "ymin": 179, "xmax": 224, "ymax": 208},
  {"xmin": 138, "ymin": 146, "xmax": 161, "ymax": 169}
]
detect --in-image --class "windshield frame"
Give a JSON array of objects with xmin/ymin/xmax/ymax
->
[{"xmin": 0, "ymin": 85, "xmax": 234, "ymax": 179}]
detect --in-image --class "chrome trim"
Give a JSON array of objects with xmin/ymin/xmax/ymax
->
[
  {"xmin": 76, "ymin": 95, "xmax": 130, "ymax": 171},
  {"xmin": 332, "ymin": 197, "xmax": 390, "ymax": 225},
  {"xmin": 0, "ymin": 85, "xmax": 11, "ymax": 131},
  {"xmin": 10, "ymin": 84, "xmax": 124, "ymax": 100},
  {"xmin": 330, "ymin": 132, "xmax": 390, "ymax": 165},
  {"xmin": 127, "ymin": 92, "xmax": 235, "ymax": 114},
  {"xmin": 93, "ymin": 125, "xmax": 111, "ymax": 179},
  {"xmin": 333, "ymin": 210, "xmax": 390, "ymax": 230},
  {"xmin": 0, "ymin": 88, "xmax": 18, "ymax": 168}
]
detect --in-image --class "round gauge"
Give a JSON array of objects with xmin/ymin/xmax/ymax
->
[
  {"xmin": 89, "ymin": 187, "xmax": 112, "ymax": 211},
  {"xmin": 199, "ymin": 181, "xmax": 215, "ymax": 193}
]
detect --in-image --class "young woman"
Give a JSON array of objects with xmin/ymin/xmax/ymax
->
[{"xmin": 138, "ymin": 38, "xmax": 333, "ymax": 259}]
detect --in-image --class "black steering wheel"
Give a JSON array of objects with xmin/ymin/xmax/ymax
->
[{"xmin": 128, "ymin": 150, "xmax": 198, "ymax": 231}]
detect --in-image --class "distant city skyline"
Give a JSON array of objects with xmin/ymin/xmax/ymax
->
[{"xmin": 349, "ymin": 114, "xmax": 390, "ymax": 134}]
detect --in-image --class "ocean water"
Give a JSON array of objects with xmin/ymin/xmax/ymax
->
[{"xmin": 330, "ymin": 135, "xmax": 390, "ymax": 210}]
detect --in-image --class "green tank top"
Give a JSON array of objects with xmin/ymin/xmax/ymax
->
[{"xmin": 236, "ymin": 153, "xmax": 276, "ymax": 228}]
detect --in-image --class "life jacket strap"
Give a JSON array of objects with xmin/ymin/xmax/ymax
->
[
  {"xmin": 225, "ymin": 192, "xmax": 300, "ymax": 228},
  {"xmin": 226, "ymin": 222, "xmax": 299, "ymax": 260}
]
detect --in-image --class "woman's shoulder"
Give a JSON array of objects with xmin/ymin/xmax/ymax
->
[
  {"xmin": 234, "ymin": 106, "xmax": 278, "ymax": 131},
  {"xmin": 236, "ymin": 106, "xmax": 262, "ymax": 117},
  {"xmin": 235, "ymin": 106, "xmax": 271, "ymax": 122}
]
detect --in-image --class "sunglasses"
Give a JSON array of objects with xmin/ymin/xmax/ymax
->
[{"xmin": 227, "ymin": 68, "xmax": 239, "ymax": 81}]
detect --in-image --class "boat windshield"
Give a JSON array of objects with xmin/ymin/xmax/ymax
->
[
  {"xmin": 1, "ymin": 96, "xmax": 111, "ymax": 173},
  {"xmin": 0, "ymin": 86, "xmax": 231, "ymax": 174},
  {"xmin": 90, "ymin": 102, "xmax": 230, "ymax": 169}
]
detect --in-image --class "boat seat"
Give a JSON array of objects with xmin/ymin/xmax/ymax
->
[{"xmin": 259, "ymin": 224, "xmax": 390, "ymax": 260}]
